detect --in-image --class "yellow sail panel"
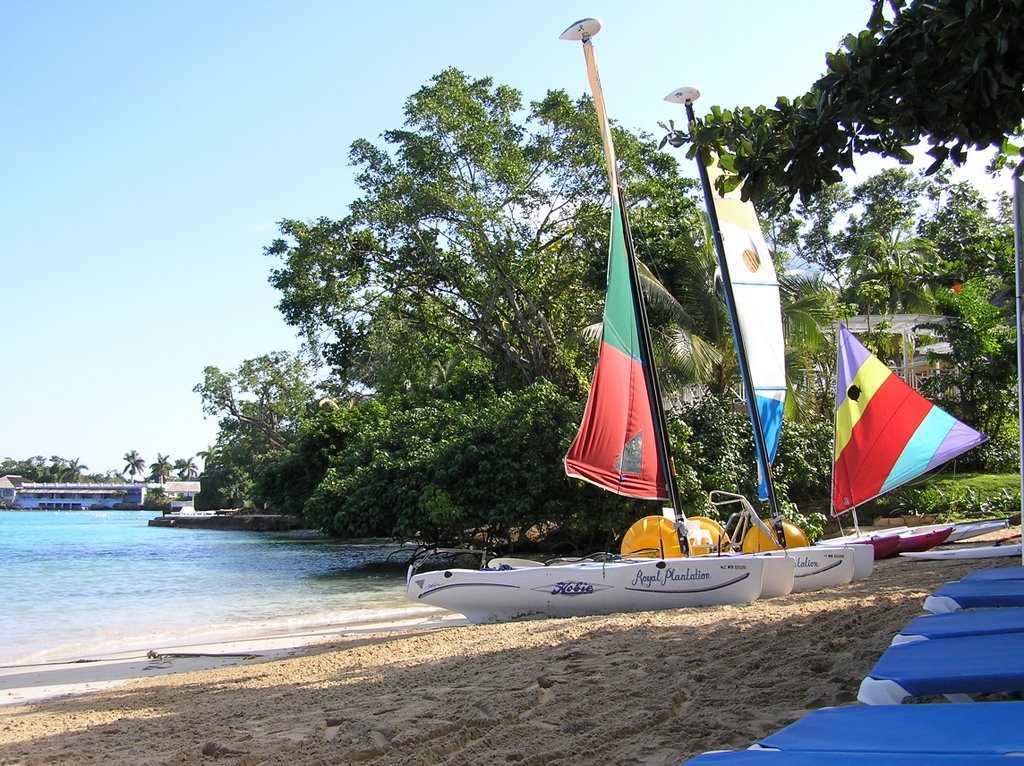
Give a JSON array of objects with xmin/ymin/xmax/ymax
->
[
  {"xmin": 712, "ymin": 197, "xmax": 760, "ymax": 233},
  {"xmin": 834, "ymin": 351, "xmax": 903, "ymax": 458}
]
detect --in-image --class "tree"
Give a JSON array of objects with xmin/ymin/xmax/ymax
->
[
  {"xmin": 265, "ymin": 69, "xmax": 695, "ymax": 399},
  {"xmin": 672, "ymin": 0, "xmax": 1024, "ymax": 205},
  {"xmin": 149, "ymin": 454, "xmax": 173, "ymax": 483},
  {"xmin": 122, "ymin": 451, "xmax": 145, "ymax": 483},
  {"xmin": 918, "ymin": 180, "xmax": 1016, "ymax": 288},
  {"xmin": 923, "ymin": 280, "xmax": 1017, "ymax": 467},
  {"xmin": 194, "ymin": 351, "xmax": 318, "ymax": 452},
  {"xmin": 193, "ymin": 352, "xmax": 318, "ymax": 510},
  {"xmin": 173, "ymin": 457, "xmax": 199, "ymax": 480},
  {"xmin": 64, "ymin": 458, "xmax": 87, "ymax": 482}
]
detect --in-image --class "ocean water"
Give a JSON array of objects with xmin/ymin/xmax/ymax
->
[{"xmin": 0, "ymin": 511, "xmax": 418, "ymax": 666}]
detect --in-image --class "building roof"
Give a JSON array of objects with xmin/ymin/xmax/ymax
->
[
  {"xmin": 17, "ymin": 487, "xmax": 135, "ymax": 495},
  {"xmin": 844, "ymin": 314, "xmax": 949, "ymax": 335},
  {"xmin": 163, "ymin": 481, "xmax": 201, "ymax": 493},
  {"xmin": 0, "ymin": 475, "xmax": 25, "ymax": 489}
]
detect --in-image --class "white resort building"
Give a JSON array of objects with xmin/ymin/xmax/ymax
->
[{"xmin": 0, "ymin": 475, "xmax": 200, "ymax": 511}]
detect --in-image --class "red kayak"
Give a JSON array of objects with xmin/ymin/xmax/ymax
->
[
  {"xmin": 892, "ymin": 526, "xmax": 954, "ymax": 555},
  {"xmin": 866, "ymin": 535, "xmax": 902, "ymax": 560}
]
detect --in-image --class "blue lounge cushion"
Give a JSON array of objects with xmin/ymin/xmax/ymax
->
[
  {"xmin": 681, "ymin": 750, "xmax": 1013, "ymax": 765},
  {"xmin": 961, "ymin": 566, "xmax": 1024, "ymax": 581},
  {"xmin": 858, "ymin": 632, "xmax": 1024, "ymax": 703},
  {"xmin": 925, "ymin": 579, "xmax": 1024, "ymax": 612},
  {"xmin": 755, "ymin": 701, "xmax": 1024, "ymax": 754},
  {"xmin": 895, "ymin": 606, "xmax": 1024, "ymax": 643}
]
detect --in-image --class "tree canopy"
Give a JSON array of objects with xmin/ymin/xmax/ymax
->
[
  {"xmin": 672, "ymin": 0, "xmax": 1024, "ymax": 204},
  {"xmin": 264, "ymin": 69, "xmax": 703, "ymax": 399}
]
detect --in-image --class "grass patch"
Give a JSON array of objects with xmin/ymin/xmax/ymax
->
[{"xmin": 866, "ymin": 472, "xmax": 1020, "ymax": 522}]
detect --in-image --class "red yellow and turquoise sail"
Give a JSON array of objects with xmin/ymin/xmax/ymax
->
[
  {"xmin": 708, "ymin": 163, "xmax": 787, "ymax": 501},
  {"xmin": 832, "ymin": 324, "xmax": 986, "ymax": 514},
  {"xmin": 562, "ymin": 19, "xmax": 668, "ymax": 500}
]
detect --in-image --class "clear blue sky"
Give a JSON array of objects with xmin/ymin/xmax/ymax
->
[{"xmin": 1, "ymin": 1, "xmax": 1008, "ymax": 475}]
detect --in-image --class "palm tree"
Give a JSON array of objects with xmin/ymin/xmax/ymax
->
[
  {"xmin": 778, "ymin": 271, "xmax": 841, "ymax": 419},
  {"xmin": 196, "ymin": 445, "xmax": 219, "ymax": 473},
  {"xmin": 149, "ymin": 454, "xmax": 173, "ymax": 484},
  {"xmin": 122, "ymin": 451, "xmax": 146, "ymax": 483},
  {"xmin": 636, "ymin": 215, "xmax": 840, "ymax": 416},
  {"xmin": 64, "ymin": 458, "xmax": 88, "ymax": 482},
  {"xmin": 846, "ymin": 234, "xmax": 937, "ymax": 315},
  {"xmin": 174, "ymin": 457, "xmax": 199, "ymax": 480}
]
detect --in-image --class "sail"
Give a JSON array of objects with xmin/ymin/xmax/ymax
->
[
  {"xmin": 564, "ymin": 194, "xmax": 668, "ymax": 499},
  {"xmin": 562, "ymin": 24, "xmax": 668, "ymax": 500},
  {"xmin": 708, "ymin": 163, "xmax": 786, "ymax": 501},
  {"xmin": 832, "ymin": 324, "xmax": 986, "ymax": 514}
]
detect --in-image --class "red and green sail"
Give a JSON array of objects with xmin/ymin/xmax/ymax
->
[
  {"xmin": 564, "ymin": 194, "xmax": 668, "ymax": 500},
  {"xmin": 832, "ymin": 324, "xmax": 986, "ymax": 514}
]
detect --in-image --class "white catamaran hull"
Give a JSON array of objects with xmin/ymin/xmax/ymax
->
[
  {"xmin": 901, "ymin": 543, "xmax": 1023, "ymax": 561},
  {"xmin": 752, "ymin": 546, "xmax": 856, "ymax": 592},
  {"xmin": 408, "ymin": 556, "xmax": 765, "ymax": 624},
  {"xmin": 753, "ymin": 554, "xmax": 795, "ymax": 598},
  {"xmin": 818, "ymin": 542, "xmax": 874, "ymax": 581}
]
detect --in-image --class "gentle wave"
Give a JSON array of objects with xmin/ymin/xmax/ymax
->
[{"xmin": 0, "ymin": 511, "xmax": 418, "ymax": 666}]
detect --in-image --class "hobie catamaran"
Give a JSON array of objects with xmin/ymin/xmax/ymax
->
[{"xmin": 406, "ymin": 19, "xmax": 849, "ymax": 623}]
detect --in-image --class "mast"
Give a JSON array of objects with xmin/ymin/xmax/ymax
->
[
  {"xmin": 1014, "ymin": 175, "xmax": 1023, "ymax": 566},
  {"xmin": 664, "ymin": 87, "xmax": 785, "ymax": 543},
  {"xmin": 560, "ymin": 19, "xmax": 689, "ymax": 552}
]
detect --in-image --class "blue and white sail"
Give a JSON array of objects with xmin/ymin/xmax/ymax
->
[{"xmin": 708, "ymin": 163, "xmax": 787, "ymax": 500}]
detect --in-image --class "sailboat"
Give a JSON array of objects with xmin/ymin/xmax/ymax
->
[
  {"xmin": 614, "ymin": 87, "xmax": 859, "ymax": 592},
  {"xmin": 817, "ymin": 324, "xmax": 988, "ymax": 557},
  {"xmin": 405, "ymin": 19, "xmax": 767, "ymax": 623}
]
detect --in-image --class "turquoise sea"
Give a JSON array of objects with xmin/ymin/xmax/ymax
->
[{"xmin": 0, "ymin": 511, "xmax": 418, "ymax": 667}]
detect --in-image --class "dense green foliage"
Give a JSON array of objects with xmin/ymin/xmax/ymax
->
[
  {"xmin": 257, "ymin": 382, "xmax": 663, "ymax": 551},
  {"xmin": 0, "ymin": 453, "xmax": 199, "ymax": 484},
  {"xmin": 670, "ymin": 396, "xmax": 832, "ymax": 539},
  {"xmin": 671, "ymin": 0, "xmax": 1024, "ymax": 205},
  {"xmin": 922, "ymin": 281, "xmax": 1019, "ymax": 471},
  {"xmin": 197, "ymin": 27, "xmax": 1019, "ymax": 549},
  {"xmin": 263, "ymin": 69, "xmax": 703, "ymax": 400}
]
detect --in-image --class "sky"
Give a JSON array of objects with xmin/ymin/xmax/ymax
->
[{"xmin": 2, "ymin": 1, "xmax": 1014, "ymax": 476}]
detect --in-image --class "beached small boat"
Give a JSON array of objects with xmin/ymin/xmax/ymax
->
[
  {"xmin": 946, "ymin": 518, "xmax": 1010, "ymax": 543},
  {"xmin": 891, "ymin": 526, "xmax": 954, "ymax": 554},
  {"xmin": 819, "ymin": 518, "xmax": 1006, "ymax": 559},
  {"xmin": 901, "ymin": 541, "xmax": 1023, "ymax": 561},
  {"xmin": 408, "ymin": 19, "xmax": 770, "ymax": 622}
]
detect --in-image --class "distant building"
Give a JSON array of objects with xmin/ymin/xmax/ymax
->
[
  {"xmin": 162, "ymin": 481, "xmax": 202, "ymax": 513},
  {"xmin": 0, "ymin": 476, "xmax": 200, "ymax": 510}
]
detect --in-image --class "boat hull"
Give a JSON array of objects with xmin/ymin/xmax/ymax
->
[
  {"xmin": 946, "ymin": 519, "xmax": 1010, "ymax": 543},
  {"xmin": 407, "ymin": 556, "xmax": 765, "ymax": 623},
  {"xmin": 901, "ymin": 543, "xmax": 1023, "ymax": 561},
  {"xmin": 756, "ymin": 555, "xmax": 795, "ymax": 598},
  {"xmin": 753, "ymin": 546, "xmax": 855, "ymax": 592},
  {"xmin": 818, "ymin": 531, "xmax": 920, "ymax": 560},
  {"xmin": 892, "ymin": 526, "xmax": 953, "ymax": 554},
  {"xmin": 840, "ymin": 543, "xmax": 875, "ymax": 580}
]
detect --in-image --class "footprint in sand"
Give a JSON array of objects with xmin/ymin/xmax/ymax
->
[{"xmin": 369, "ymin": 726, "xmax": 394, "ymax": 748}]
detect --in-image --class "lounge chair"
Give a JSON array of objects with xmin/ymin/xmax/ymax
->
[
  {"xmin": 961, "ymin": 565, "xmax": 1024, "ymax": 581},
  {"xmin": 680, "ymin": 751, "xmax": 1011, "ymax": 765},
  {"xmin": 753, "ymin": 700, "xmax": 1024, "ymax": 754},
  {"xmin": 892, "ymin": 606, "xmax": 1024, "ymax": 644},
  {"xmin": 924, "ymin": 579, "xmax": 1024, "ymax": 613},
  {"xmin": 857, "ymin": 631, "xmax": 1024, "ymax": 703},
  {"xmin": 679, "ymin": 749, "xmax": 1015, "ymax": 761}
]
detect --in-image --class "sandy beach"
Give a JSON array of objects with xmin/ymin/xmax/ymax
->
[{"xmin": 1, "ymin": 531, "xmax": 1019, "ymax": 766}]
